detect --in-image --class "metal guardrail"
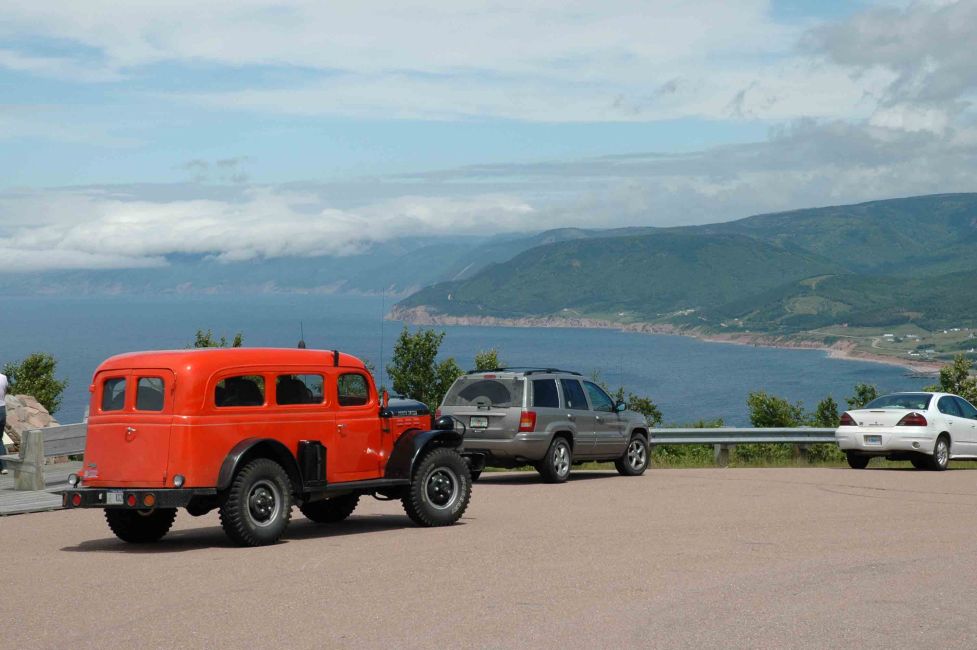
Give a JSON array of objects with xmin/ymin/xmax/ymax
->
[{"xmin": 648, "ymin": 427, "xmax": 838, "ymax": 465}]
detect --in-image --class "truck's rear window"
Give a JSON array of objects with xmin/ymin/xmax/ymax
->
[
  {"xmin": 136, "ymin": 377, "xmax": 165, "ymax": 411},
  {"xmin": 442, "ymin": 377, "xmax": 523, "ymax": 408},
  {"xmin": 216, "ymin": 375, "xmax": 265, "ymax": 407},
  {"xmin": 101, "ymin": 377, "xmax": 126, "ymax": 411}
]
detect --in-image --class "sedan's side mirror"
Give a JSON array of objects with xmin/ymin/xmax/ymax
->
[{"xmin": 614, "ymin": 401, "xmax": 627, "ymax": 413}]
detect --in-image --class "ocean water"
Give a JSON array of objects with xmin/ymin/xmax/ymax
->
[{"xmin": 0, "ymin": 293, "xmax": 924, "ymax": 425}]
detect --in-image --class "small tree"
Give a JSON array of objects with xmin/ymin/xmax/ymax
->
[
  {"xmin": 927, "ymin": 354, "xmax": 977, "ymax": 404},
  {"xmin": 473, "ymin": 349, "xmax": 502, "ymax": 372},
  {"xmin": 590, "ymin": 370, "xmax": 663, "ymax": 427},
  {"xmin": 846, "ymin": 383, "xmax": 878, "ymax": 409},
  {"xmin": 192, "ymin": 329, "xmax": 243, "ymax": 348},
  {"xmin": 386, "ymin": 328, "xmax": 463, "ymax": 409},
  {"xmin": 747, "ymin": 391, "xmax": 805, "ymax": 427},
  {"xmin": 812, "ymin": 396, "xmax": 840, "ymax": 428},
  {"xmin": 2, "ymin": 352, "xmax": 68, "ymax": 415}
]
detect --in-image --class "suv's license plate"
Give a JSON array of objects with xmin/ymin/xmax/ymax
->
[
  {"xmin": 864, "ymin": 435, "xmax": 882, "ymax": 446},
  {"xmin": 470, "ymin": 416, "xmax": 488, "ymax": 429},
  {"xmin": 105, "ymin": 490, "xmax": 124, "ymax": 505}
]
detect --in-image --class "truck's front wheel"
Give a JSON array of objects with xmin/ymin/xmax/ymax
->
[
  {"xmin": 105, "ymin": 508, "xmax": 177, "ymax": 543},
  {"xmin": 402, "ymin": 447, "xmax": 471, "ymax": 527},
  {"xmin": 219, "ymin": 458, "xmax": 293, "ymax": 546}
]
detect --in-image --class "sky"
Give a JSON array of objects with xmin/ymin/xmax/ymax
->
[{"xmin": 1, "ymin": 0, "xmax": 976, "ymax": 272}]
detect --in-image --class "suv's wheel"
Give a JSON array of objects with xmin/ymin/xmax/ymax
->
[
  {"xmin": 615, "ymin": 434, "xmax": 649, "ymax": 476},
  {"xmin": 402, "ymin": 447, "xmax": 471, "ymax": 527},
  {"xmin": 105, "ymin": 508, "xmax": 177, "ymax": 543},
  {"xmin": 536, "ymin": 437, "xmax": 572, "ymax": 483},
  {"xmin": 300, "ymin": 494, "xmax": 359, "ymax": 523},
  {"xmin": 846, "ymin": 452, "xmax": 870, "ymax": 469},
  {"xmin": 927, "ymin": 435, "xmax": 950, "ymax": 471},
  {"xmin": 219, "ymin": 458, "xmax": 293, "ymax": 546}
]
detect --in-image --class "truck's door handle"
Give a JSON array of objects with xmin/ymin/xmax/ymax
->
[
  {"xmin": 567, "ymin": 414, "xmax": 575, "ymax": 421},
  {"xmin": 337, "ymin": 423, "xmax": 346, "ymax": 432}
]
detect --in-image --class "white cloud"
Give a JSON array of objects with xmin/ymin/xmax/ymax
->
[{"xmin": 0, "ymin": 187, "xmax": 536, "ymax": 272}]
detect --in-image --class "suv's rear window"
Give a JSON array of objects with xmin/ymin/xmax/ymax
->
[
  {"xmin": 864, "ymin": 393, "xmax": 932, "ymax": 410},
  {"xmin": 443, "ymin": 377, "xmax": 523, "ymax": 408}
]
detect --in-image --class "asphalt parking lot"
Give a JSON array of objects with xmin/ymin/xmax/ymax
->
[{"xmin": 4, "ymin": 467, "xmax": 977, "ymax": 649}]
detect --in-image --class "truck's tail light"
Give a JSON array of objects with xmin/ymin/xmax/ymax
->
[
  {"xmin": 126, "ymin": 494, "xmax": 137, "ymax": 507},
  {"xmin": 71, "ymin": 493, "xmax": 82, "ymax": 507},
  {"xmin": 518, "ymin": 410, "xmax": 537, "ymax": 432},
  {"xmin": 839, "ymin": 412, "xmax": 857, "ymax": 426},
  {"xmin": 897, "ymin": 412, "xmax": 928, "ymax": 426},
  {"xmin": 142, "ymin": 493, "xmax": 156, "ymax": 508}
]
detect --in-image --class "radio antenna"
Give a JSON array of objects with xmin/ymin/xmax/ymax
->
[
  {"xmin": 379, "ymin": 287, "xmax": 385, "ymax": 387},
  {"xmin": 297, "ymin": 321, "xmax": 306, "ymax": 349}
]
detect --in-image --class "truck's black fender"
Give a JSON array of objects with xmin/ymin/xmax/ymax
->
[
  {"xmin": 385, "ymin": 429, "xmax": 464, "ymax": 480},
  {"xmin": 216, "ymin": 438, "xmax": 303, "ymax": 493}
]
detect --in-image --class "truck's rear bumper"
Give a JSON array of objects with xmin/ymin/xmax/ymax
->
[{"xmin": 62, "ymin": 487, "xmax": 217, "ymax": 509}]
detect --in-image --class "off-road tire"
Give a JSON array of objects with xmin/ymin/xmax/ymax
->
[
  {"xmin": 536, "ymin": 436, "xmax": 572, "ymax": 483},
  {"xmin": 615, "ymin": 433, "xmax": 649, "ymax": 476},
  {"xmin": 105, "ymin": 508, "xmax": 177, "ymax": 543},
  {"xmin": 219, "ymin": 458, "xmax": 293, "ymax": 546},
  {"xmin": 846, "ymin": 452, "xmax": 870, "ymax": 469},
  {"xmin": 402, "ymin": 447, "xmax": 471, "ymax": 527},
  {"xmin": 927, "ymin": 436, "xmax": 950, "ymax": 471},
  {"xmin": 300, "ymin": 494, "xmax": 359, "ymax": 523}
]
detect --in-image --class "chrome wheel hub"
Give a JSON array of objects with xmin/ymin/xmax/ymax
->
[
  {"xmin": 627, "ymin": 439, "xmax": 647, "ymax": 470},
  {"xmin": 553, "ymin": 443, "xmax": 570, "ymax": 477}
]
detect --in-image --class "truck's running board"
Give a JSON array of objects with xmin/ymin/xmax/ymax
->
[{"xmin": 320, "ymin": 478, "xmax": 410, "ymax": 495}]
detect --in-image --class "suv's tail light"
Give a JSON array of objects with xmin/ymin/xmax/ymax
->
[
  {"xmin": 518, "ymin": 410, "xmax": 537, "ymax": 432},
  {"xmin": 435, "ymin": 408, "xmax": 441, "ymax": 420},
  {"xmin": 839, "ymin": 412, "xmax": 857, "ymax": 426},
  {"xmin": 897, "ymin": 412, "xmax": 928, "ymax": 426}
]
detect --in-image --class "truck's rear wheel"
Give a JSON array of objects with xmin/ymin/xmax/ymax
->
[
  {"xmin": 105, "ymin": 508, "xmax": 177, "ymax": 543},
  {"xmin": 300, "ymin": 494, "xmax": 359, "ymax": 523},
  {"xmin": 402, "ymin": 447, "xmax": 471, "ymax": 527},
  {"xmin": 219, "ymin": 458, "xmax": 293, "ymax": 546}
]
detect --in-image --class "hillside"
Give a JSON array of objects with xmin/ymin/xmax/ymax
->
[
  {"xmin": 393, "ymin": 193, "xmax": 977, "ymax": 354},
  {"xmin": 396, "ymin": 232, "xmax": 835, "ymax": 321}
]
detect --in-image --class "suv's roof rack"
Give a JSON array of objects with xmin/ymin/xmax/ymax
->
[{"xmin": 466, "ymin": 367, "xmax": 582, "ymax": 376}]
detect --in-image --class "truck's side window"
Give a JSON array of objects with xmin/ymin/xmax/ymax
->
[
  {"xmin": 136, "ymin": 377, "xmax": 165, "ymax": 411},
  {"xmin": 276, "ymin": 374, "xmax": 324, "ymax": 405},
  {"xmin": 216, "ymin": 375, "xmax": 265, "ymax": 407},
  {"xmin": 101, "ymin": 377, "xmax": 127, "ymax": 411},
  {"xmin": 338, "ymin": 373, "xmax": 370, "ymax": 407}
]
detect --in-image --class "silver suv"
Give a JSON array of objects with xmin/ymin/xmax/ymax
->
[{"xmin": 439, "ymin": 368, "xmax": 650, "ymax": 483}]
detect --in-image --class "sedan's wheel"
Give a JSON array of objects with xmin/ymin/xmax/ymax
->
[
  {"xmin": 846, "ymin": 452, "xmax": 870, "ymax": 469},
  {"xmin": 614, "ymin": 434, "xmax": 649, "ymax": 476},
  {"xmin": 536, "ymin": 437, "xmax": 572, "ymax": 483},
  {"xmin": 927, "ymin": 436, "xmax": 950, "ymax": 471}
]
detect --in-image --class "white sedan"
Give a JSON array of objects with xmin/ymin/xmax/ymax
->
[{"xmin": 835, "ymin": 392, "xmax": 977, "ymax": 470}]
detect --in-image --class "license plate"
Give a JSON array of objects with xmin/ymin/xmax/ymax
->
[
  {"xmin": 470, "ymin": 416, "xmax": 488, "ymax": 429},
  {"xmin": 864, "ymin": 435, "xmax": 882, "ymax": 446},
  {"xmin": 105, "ymin": 490, "xmax": 124, "ymax": 505}
]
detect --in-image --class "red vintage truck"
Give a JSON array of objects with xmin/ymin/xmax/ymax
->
[{"xmin": 62, "ymin": 347, "xmax": 477, "ymax": 546}]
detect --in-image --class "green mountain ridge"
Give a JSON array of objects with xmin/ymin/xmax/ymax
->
[{"xmin": 395, "ymin": 193, "xmax": 977, "ymax": 335}]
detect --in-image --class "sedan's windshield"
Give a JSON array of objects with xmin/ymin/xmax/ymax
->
[
  {"xmin": 863, "ymin": 393, "xmax": 932, "ymax": 410},
  {"xmin": 442, "ymin": 377, "xmax": 524, "ymax": 408}
]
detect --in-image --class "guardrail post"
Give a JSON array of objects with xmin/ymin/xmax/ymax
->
[
  {"xmin": 14, "ymin": 429, "xmax": 45, "ymax": 491},
  {"xmin": 713, "ymin": 444, "xmax": 732, "ymax": 467},
  {"xmin": 794, "ymin": 444, "xmax": 809, "ymax": 463}
]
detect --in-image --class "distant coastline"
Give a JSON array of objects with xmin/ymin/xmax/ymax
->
[{"xmin": 389, "ymin": 305, "xmax": 943, "ymax": 375}]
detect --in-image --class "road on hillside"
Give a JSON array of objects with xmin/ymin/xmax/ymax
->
[{"xmin": 4, "ymin": 468, "xmax": 977, "ymax": 649}]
